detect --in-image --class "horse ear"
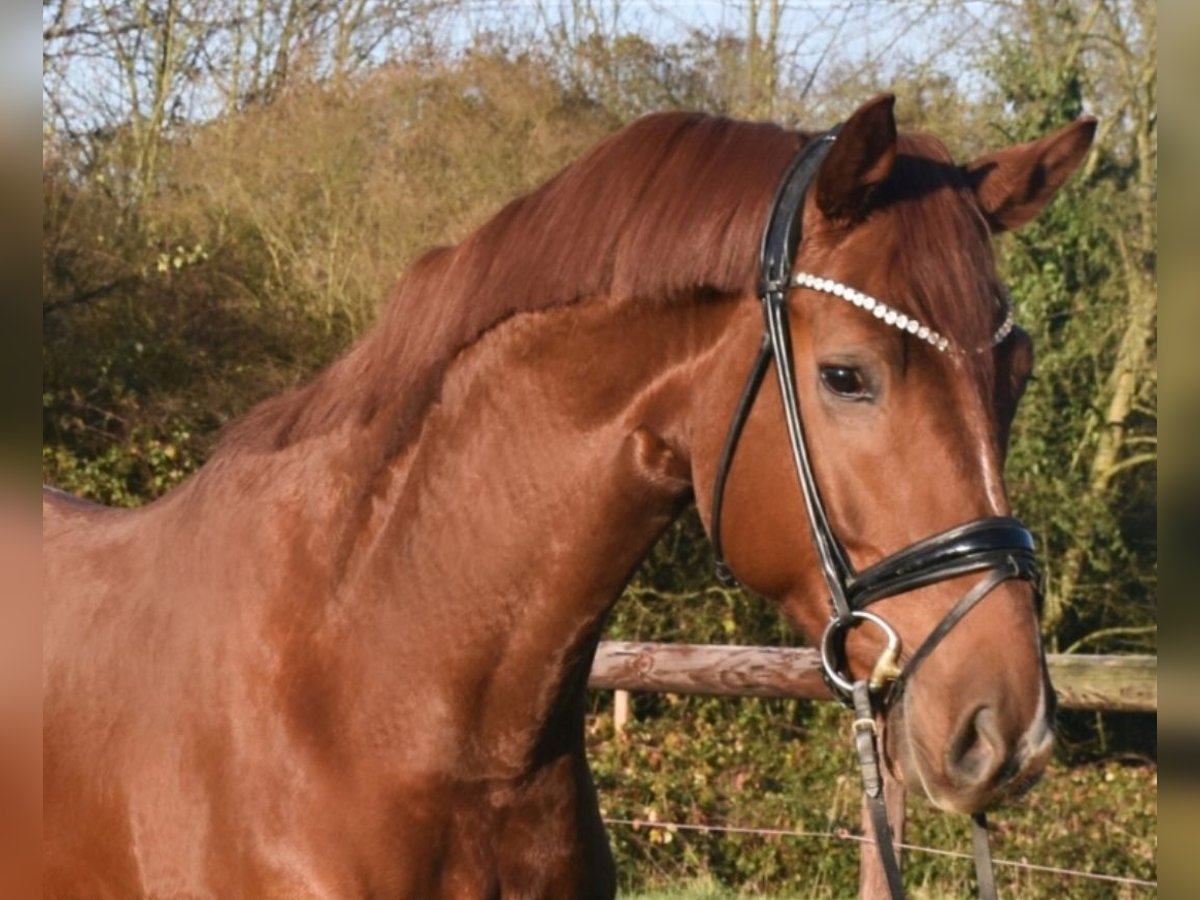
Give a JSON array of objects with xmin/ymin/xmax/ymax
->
[
  {"xmin": 815, "ymin": 94, "xmax": 898, "ymax": 222},
  {"xmin": 962, "ymin": 117, "xmax": 1097, "ymax": 232}
]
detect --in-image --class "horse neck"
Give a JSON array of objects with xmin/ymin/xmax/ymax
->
[{"xmin": 318, "ymin": 293, "xmax": 745, "ymax": 774}]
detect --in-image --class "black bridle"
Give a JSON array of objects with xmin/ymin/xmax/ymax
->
[{"xmin": 708, "ymin": 128, "xmax": 1043, "ymax": 899}]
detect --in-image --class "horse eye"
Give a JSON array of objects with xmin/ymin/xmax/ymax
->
[{"xmin": 819, "ymin": 365, "xmax": 870, "ymax": 400}]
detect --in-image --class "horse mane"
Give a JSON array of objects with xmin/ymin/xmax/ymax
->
[
  {"xmin": 211, "ymin": 114, "xmax": 996, "ymax": 460},
  {"xmin": 212, "ymin": 112, "xmax": 801, "ymax": 457}
]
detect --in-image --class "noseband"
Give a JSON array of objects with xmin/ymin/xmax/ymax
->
[{"xmin": 708, "ymin": 128, "xmax": 1043, "ymax": 900}]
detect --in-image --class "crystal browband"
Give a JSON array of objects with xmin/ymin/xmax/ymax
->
[{"xmin": 792, "ymin": 272, "xmax": 1015, "ymax": 353}]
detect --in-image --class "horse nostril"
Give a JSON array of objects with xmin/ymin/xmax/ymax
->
[{"xmin": 945, "ymin": 706, "xmax": 1009, "ymax": 789}]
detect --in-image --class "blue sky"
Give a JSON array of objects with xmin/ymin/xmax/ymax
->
[{"xmin": 442, "ymin": 0, "xmax": 999, "ymax": 105}]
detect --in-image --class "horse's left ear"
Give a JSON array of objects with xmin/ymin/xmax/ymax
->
[{"xmin": 962, "ymin": 117, "xmax": 1097, "ymax": 232}]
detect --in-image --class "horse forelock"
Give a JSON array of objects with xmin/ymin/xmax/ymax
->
[{"xmin": 870, "ymin": 133, "xmax": 1001, "ymax": 366}]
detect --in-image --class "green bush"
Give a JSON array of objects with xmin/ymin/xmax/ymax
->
[{"xmin": 587, "ymin": 694, "xmax": 1156, "ymax": 897}]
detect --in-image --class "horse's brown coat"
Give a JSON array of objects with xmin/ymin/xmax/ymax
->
[{"xmin": 43, "ymin": 98, "xmax": 1094, "ymax": 897}]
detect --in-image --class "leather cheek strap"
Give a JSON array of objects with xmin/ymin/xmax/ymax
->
[{"xmin": 885, "ymin": 558, "xmax": 1030, "ymax": 706}]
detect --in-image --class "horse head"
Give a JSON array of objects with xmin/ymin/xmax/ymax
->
[{"xmin": 694, "ymin": 95, "xmax": 1094, "ymax": 816}]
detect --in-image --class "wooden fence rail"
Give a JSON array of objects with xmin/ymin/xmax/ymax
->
[{"xmin": 590, "ymin": 642, "xmax": 1157, "ymax": 713}]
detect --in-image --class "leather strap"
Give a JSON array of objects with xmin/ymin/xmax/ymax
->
[
  {"xmin": 763, "ymin": 287, "xmax": 854, "ymax": 616},
  {"xmin": 849, "ymin": 518, "xmax": 1036, "ymax": 607},
  {"xmin": 852, "ymin": 682, "xmax": 906, "ymax": 899},
  {"xmin": 855, "ymin": 678, "xmax": 1002, "ymax": 900},
  {"xmin": 710, "ymin": 128, "xmax": 845, "ymax": 591},
  {"xmin": 710, "ymin": 337, "xmax": 772, "ymax": 586},
  {"xmin": 972, "ymin": 814, "xmax": 998, "ymax": 900},
  {"xmin": 887, "ymin": 560, "xmax": 1025, "ymax": 704}
]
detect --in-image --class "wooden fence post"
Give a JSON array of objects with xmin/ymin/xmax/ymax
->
[{"xmin": 613, "ymin": 689, "xmax": 631, "ymax": 738}]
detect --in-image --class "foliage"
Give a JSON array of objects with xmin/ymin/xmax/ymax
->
[
  {"xmin": 983, "ymin": 0, "xmax": 1157, "ymax": 655},
  {"xmin": 587, "ymin": 697, "xmax": 1156, "ymax": 898},
  {"xmin": 42, "ymin": 48, "xmax": 615, "ymax": 501}
]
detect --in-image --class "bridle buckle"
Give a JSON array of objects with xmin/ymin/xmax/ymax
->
[
  {"xmin": 851, "ymin": 716, "xmax": 877, "ymax": 736},
  {"xmin": 869, "ymin": 641, "xmax": 903, "ymax": 692}
]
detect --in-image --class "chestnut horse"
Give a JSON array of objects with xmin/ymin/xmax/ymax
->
[{"xmin": 44, "ymin": 95, "xmax": 1094, "ymax": 898}]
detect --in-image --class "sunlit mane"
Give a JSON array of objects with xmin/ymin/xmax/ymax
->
[
  {"xmin": 211, "ymin": 119, "xmax": 999, "ymax": 459},
  {"xmin": 213, "ymin": 112, "xmax": 802, "ymax": 455}
]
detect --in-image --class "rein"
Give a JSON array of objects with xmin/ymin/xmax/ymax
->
[{"xmin": 708, "ymin": 128, "xmax": 1043, "ymax": 899}]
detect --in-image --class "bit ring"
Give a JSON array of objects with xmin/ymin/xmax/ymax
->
[{"xmin": 820, "ymin": 610, "xmax": 902, "ymax": 696}]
